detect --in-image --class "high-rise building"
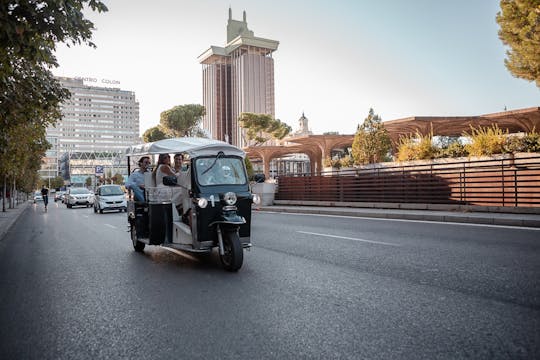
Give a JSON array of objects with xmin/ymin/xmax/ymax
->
[
  {"xmin": 43, "ymin": 76, "xmax": 140, "ymax": 186},
  {"xmin": 198, "ymin": 8, "xmax": 279, "ymax": 147}
]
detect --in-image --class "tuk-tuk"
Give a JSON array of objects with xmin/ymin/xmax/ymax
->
[{"xmin": 125, "ymin": 137, "xmax": 261, "ymax": 271}]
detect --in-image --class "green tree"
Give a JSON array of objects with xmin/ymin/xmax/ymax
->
[
  {"xmin": 142, "ymin": 125, "xmax": 169, "ymax": 142},
  {"xmin": 244, "ymin": 158, "xmax": 254, "ymax": 180},
  {"xmin": 113, "ymin": 173, "xmax": 124, "ymax": 185},
  {"xmin": 239, "ymin": 112, "xmax": 292, "ymax": 145},
  {"xmin": 497, "ymin": 0, "xmax": 540, "ymax": 87},
  {"xmin": 0, "ymin": 0, "xmax": 108, "ymax": 208},
  {"xmin": 351, "ymin": 108, "xmax": 392, "ymax": 164},
  {"xmin": 160, "ymin": 104, "xmax": 206, "ymax": 137}
]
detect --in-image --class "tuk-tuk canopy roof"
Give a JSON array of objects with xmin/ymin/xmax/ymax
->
[{"xmin": 125, "ymin": 137, "xmax": 245, "ymax": 158}]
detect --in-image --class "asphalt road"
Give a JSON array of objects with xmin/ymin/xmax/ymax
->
[{"xmin": 0, "ymin": 202, "xmax": 538, "ymax": 359}]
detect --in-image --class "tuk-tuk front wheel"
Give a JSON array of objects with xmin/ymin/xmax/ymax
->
[
  {"xmin": 131, "ymin": 224, "xmax": 145, "ymax": 252},
  {"xmin": 220, "ymin": 230, "xmax": 243, "ymax": 272}
]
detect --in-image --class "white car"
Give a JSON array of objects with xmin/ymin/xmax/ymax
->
[
  {"xmin": 65, "ymin": 187, "xmax": 94, "ymax": 208},
  {"xmin": 93, "ymin": 185, "xmax": 127, "ymax": 213},
  {"xmin": 33, "ymin": 191, "xmax": 43, "ymax": 203}
]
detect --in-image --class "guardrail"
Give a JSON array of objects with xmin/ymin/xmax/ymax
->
[{"xmin": 275, "ymin": 154, "xmax": 540, "ymax": 207}]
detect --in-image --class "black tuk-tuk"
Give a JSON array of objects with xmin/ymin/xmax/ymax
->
[{"xmin": 125, "ymin": 137, "xmax": 261, "ymax": 271}]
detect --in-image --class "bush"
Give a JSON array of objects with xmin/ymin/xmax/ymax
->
[
  {"xmin": 396, "ymin": 132, "xmax": 437, "ymax": 161},
  {"xmin": 464, "ymin": 125, "xmax": 507, "ymax": 156},
  {"xmin": 522, "ymin": 129, "xmax": 540, "ymax": 152},
  {"xmin": 437, "ymin": 141, "xmax": 468, "ymax": 158}
]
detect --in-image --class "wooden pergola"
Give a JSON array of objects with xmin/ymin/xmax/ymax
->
[{"xmin": 245, "ymin": 107, "xmax": 540, "ymax": 178}]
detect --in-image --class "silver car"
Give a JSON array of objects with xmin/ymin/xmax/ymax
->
[
  {"xmin": 93, "ymin": 185, "xmax": 127, "ymax": 213},
  {"xmin": 65, "ymin": 187, "xmax": 94, "ymax": 208}
]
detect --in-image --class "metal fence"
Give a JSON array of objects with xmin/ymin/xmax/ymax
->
[{"xmin": 275, "ymin": 154, "xmax": 540, "ymax": 207}]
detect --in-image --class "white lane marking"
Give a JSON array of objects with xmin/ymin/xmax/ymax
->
[
  {"xmin": 260, "ymin": 211, "xmax": 540, "ymax": 231},
  {"xmin": 104, "ymin": 224, "xmax": 116, "ymax": 229},
  {"xmin": 297, "ymin": 231, "xmax": 400, "ymax": 247},
  {"xmin": 162, "ymin": 247, "xmax": 200, "ymax": 262}
]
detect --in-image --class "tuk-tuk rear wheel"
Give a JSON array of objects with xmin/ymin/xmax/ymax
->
[
  {"xmin": 220, "ymin": 230, "xmax": 243, "ymax": 272},
  {"xmin": 131, "ymin": 225, "xmax": 145, "ymax": 252}
]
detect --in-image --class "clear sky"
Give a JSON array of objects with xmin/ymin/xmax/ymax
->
[{"xmin": 52, "ymin": 0, "xmax": 539, "ymax": 136}]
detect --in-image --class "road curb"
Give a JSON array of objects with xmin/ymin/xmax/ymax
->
[{"xmin": 258, "ymin": 206, "xmax": 540, "ymax": 228}]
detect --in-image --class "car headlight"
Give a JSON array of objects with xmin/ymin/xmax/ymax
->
[{"xmin": 223, "ymin": 192, "xmax": 237, "ymax": 205}]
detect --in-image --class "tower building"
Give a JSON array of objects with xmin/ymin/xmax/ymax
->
[{"xmin": 198, "ymin": 8, "xmax": 279, "ymax": 147}]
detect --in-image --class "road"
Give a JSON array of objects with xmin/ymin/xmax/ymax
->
[{"xmin": 0, "ymin": 201, "xmax": 539, "ymax": 359}]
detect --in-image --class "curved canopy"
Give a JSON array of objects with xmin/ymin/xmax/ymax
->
[{"xmin": 125, "ymin": 137, "xmax": 245, "ymax": 158}]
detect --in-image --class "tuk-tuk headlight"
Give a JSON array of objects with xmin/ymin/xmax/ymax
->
[
  {"xmin": 223, "ymin": 192, "xmax": 237, "ymax": 205},
  {"xmin": 252, "ymin": 194, "xmax": 261, "ymax": 205},
  {"xmin": 197, "ymin": 198, "xmax": 208, "ymax": 208}
]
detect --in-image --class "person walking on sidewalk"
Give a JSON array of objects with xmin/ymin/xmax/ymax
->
[{"xmin": 41, "ymin": 185, "xmax": 49, "ymax": 210}]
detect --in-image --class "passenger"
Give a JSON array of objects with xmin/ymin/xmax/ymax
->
[
  {"xmin": 153, "ymin": 153, "xmax": 176, "ymax": 186},
  {"xmin": 173, "ymin": 153, "xmax": 183, "ymax": 173},
  {"xmin": 126, "ymin": 156, "xmax": 150, "ymax": 201}
]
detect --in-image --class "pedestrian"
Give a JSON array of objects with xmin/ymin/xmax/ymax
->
[
  {"xmin": 126, "ymin": 156, "xmax": 151, "ymax": 201},
  {"xmin": 41, "ymin": 185, "xmax": 49, "ymax": 210}
]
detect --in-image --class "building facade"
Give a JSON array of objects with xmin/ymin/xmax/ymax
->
[
  {"xmin": 198, "ymin": 8, "xmax": 279, "ymax": 147},
  {"xmin": 44, "ymin": 77, "xmax": 140, "ymax": 186}
]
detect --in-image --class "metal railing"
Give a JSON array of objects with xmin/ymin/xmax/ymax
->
[{"xmin": 275, "ymin": 154, "xmax": 540, "ymax": 207}]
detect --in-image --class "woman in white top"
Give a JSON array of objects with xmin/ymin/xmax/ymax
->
[{"xmin": 153, "ymin": 154, "xmax": 177, "ymax": 186}]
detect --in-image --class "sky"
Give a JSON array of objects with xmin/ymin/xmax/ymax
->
[{"xmin": 52, "ymin": 0, "xmax": 539, "ymax": 136}]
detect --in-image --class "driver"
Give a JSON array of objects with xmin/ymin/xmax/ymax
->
[{"xmin": 220, "ymin": 165, "xmax": 235, "ymax": 184}]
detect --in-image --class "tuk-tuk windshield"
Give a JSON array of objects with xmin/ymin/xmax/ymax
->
[{"xmin": 195, "ymin": 157, "xmax": 247, "ymax": 186}]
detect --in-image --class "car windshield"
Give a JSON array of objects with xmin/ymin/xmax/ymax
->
[
  {"xmin": 70, "ymin": 188, "xmax": 90, "ymax": 195},
  {"xmin": 195, "ymin": 157, "xmax": 247, "ymax": 186},
  {"xmin": 100, "ymin": 186, "xmax": 124, "ymax": 196}
]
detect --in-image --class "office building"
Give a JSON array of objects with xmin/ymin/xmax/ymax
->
[
  {"xmin": 44, "ymin": 76, "xmax": 140, "ymax": 185},
  {"xmin": 198, "ymin": 8, "xmax": 279, "ymax": 147}
]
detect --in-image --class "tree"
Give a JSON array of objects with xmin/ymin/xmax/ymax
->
[
  {"xmin": 351, "ymin": 108, "xmax": 392, "ymax": 164},
  {"xmin": 0, "ymin": 0, "xmax": 108, "ymax": 208},
  {"xmin": 496, "ymin": 0, "xmax": 540, "ymax": 87},
  {"xmin": 142, "ymin": 125, "xmax": 169, "ymax": 142},
  {"xmin": 239, "ymin": 113, "xmax": 292, "ymax": 145},
  {"xmin": 160, "ymin": 104, "xmax": 206, "ymax": 137}
]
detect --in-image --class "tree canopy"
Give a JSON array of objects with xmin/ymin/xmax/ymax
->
[
  {"xmin": 496, "ymin": 0, "xmax": 540, "ymax": 87},
  {"xmin": 238, "ymin": 112, "xmax": 292, "ymax": 145},
  {"xmin": 142, "ymin": 104, "xmax": 206, "ymax": 142},
  {"xmin": 0, "ymin": 0, "xmax": 108, "ymax": 198},
  {"xmin": 351, "ymin": 108, "xmax": 392, "ymax": 164}
]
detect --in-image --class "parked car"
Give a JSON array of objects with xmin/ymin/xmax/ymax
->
[
  {"xmin": 65, "ymin": 187, "xmax": 94, "ymax": 208},
  {"xmin": 94, "ymin": 184, "xmax": 127, "ymax": 213},
  {"xmin": 33, "ymin": 191, "xmax": 43, "ymax": 203},
  {"xmin": 54, "ymin": 191, "xmax": 65, "ymax": 202}
]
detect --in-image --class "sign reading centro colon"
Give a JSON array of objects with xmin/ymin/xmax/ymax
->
[{"xmin": 75, "ymin": 77, "xmax": 120, "ymax": 85}]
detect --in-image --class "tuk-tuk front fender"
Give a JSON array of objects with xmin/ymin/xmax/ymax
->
[{"xmin": 208, "ymin": 211, "xmax": 246, "ymax": 227}]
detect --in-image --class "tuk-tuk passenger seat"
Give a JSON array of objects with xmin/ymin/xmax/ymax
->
[{"xmin": 144, "ymin": 172, "xmax": 156, "ymax": 189}]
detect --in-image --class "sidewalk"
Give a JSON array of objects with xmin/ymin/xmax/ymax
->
[
  {"xmin": 0, "ymin": 201, "xmax": 30, "ymax": 241},
  {"xmin": 258, "ymin": 203, "xmax": 540, "ymax": 228}
]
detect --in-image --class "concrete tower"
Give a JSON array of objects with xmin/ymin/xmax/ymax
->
[{"xmin": 198, "ymin": 8, "xmax": 279, "ymax": 147}]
